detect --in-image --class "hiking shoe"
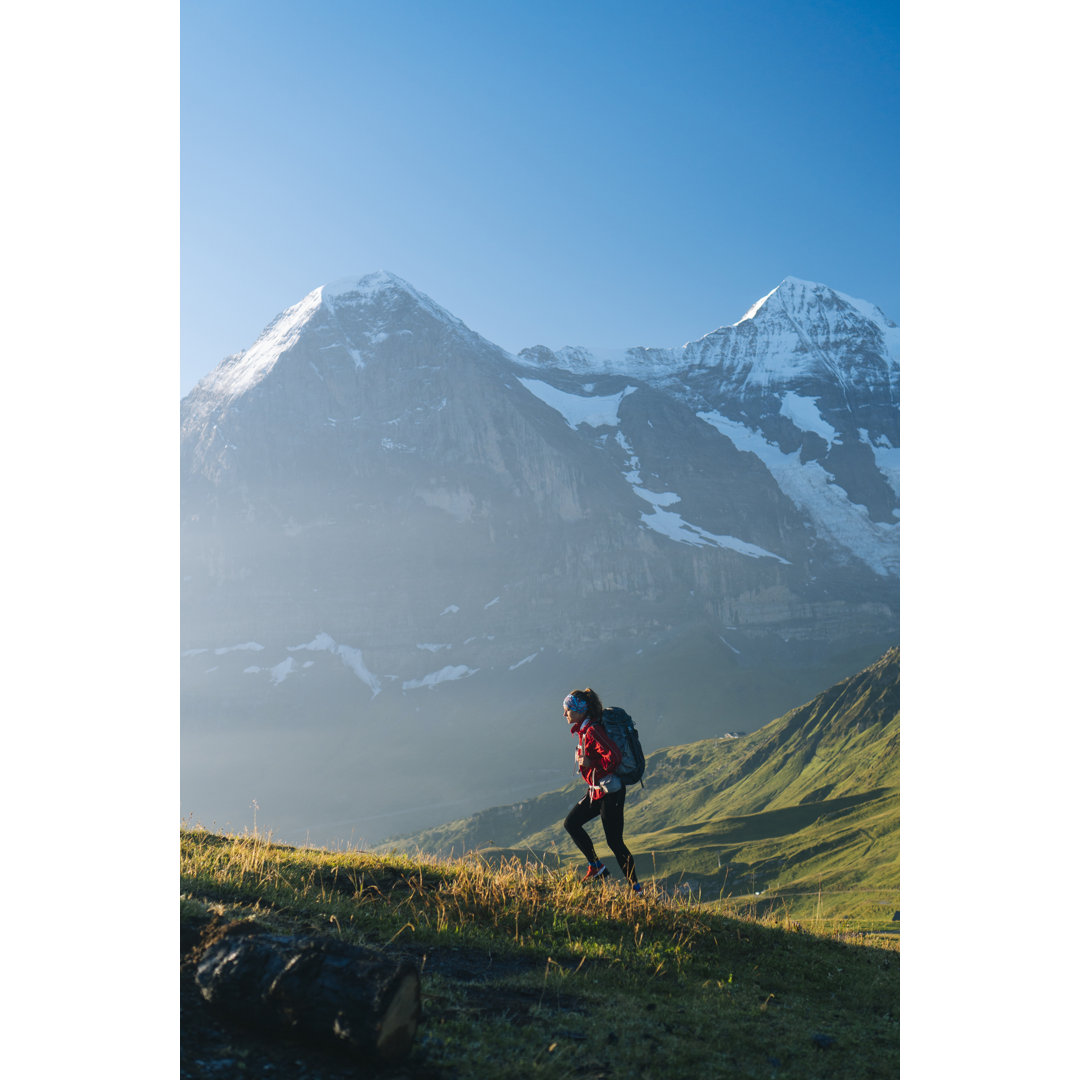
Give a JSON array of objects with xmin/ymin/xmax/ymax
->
[{"xmin": 582, "ymin": 864, "xmax": 610, "ymax": 883}]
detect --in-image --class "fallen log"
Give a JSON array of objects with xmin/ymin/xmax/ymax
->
[{"xmin": 194, "ymin": 922, "xmax": 420, "ymax": 1063}]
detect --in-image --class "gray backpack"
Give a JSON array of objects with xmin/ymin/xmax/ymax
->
[{"xmin": 600, "ymin": 707, "xmax": 646, "ymax": 787}]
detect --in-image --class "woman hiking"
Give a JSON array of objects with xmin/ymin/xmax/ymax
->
[{"xmin": 562, "ymin": 688, "xmax": 643, "ymax": 892}]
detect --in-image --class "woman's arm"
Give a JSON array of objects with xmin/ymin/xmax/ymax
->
[{"xmin": 585, "ymin": 725, "xmax": 622, "ymax": 774}]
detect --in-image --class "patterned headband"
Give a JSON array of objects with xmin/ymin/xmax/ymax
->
[{"xmin": 563, "ymin": 693, "xmax": 588, "ymax": 714}]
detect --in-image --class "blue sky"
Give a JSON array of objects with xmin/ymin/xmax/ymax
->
[{"xmin": 181, "ymin": 0, "xmax": 898, "ymax": 394}]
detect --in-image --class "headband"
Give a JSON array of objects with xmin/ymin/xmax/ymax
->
[{"xmin": 563, "ymin": 693, "xmax": 588, "ymax": 714}]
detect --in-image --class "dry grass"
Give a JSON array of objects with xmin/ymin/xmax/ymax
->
[{"xmin": 182, "ymin": 827, "xmax": 899, "ymax": 1079}]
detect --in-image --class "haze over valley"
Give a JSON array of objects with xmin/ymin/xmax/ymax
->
[{"xmin": 180, "ymin": 273, "xmax": 899, "ymax": 845}]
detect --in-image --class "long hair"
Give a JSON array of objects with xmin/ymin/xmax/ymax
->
[{"xmin": 569, "ymin": 687, "xmax": 603, "ymax": 722}]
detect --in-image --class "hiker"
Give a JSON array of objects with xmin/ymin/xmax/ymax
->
[{"xmin": 562, "ymin": 687, "xmax": 642, "ymax": 892}]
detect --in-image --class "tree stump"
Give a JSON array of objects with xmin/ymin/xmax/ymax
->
[{"xmin": 194, "ymin": 923, "xmax": 420, "ymax": 1063}]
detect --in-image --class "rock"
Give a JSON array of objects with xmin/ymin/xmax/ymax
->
[{"xmin": 194, "ymin": 922, "xmax": 420, "ymax": 1063}]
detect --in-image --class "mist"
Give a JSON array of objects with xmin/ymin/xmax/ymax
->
[{"xmin": 180, "ymin": 275, "xmax": 899, "ymax": 848}]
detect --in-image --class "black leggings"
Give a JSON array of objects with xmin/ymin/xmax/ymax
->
[{"xmin": 564, "ymin": 788, "xmax": 637, "ymax": 884}]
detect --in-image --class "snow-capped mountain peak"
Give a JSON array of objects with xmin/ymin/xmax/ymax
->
[
  {"xmin": 199, "ymin": 285, "xmax": 326, "ymax": 401},
  {"xmin": 512, "ymin": 278, "xmax": 898, "ymax": 388},
  {"xmin": 188, "ymin": 272, "xmax": 493, "ymax": 409},
  {"xmin": 690, "ymin": 276, "xmax": 899, "ymax": 390},
  {"xmin": 322, "ymin": 269, "xmax": 412, "ymax": 300},
  {"xmin": 181, "ymin": 273, "xmax": 899, "ymax": 844},
  {"xmin": 322, "ymin": 270, "xmax": 450, "ymax": 318},
  {"xmin": 736, "ymin": 276, "xmax": 897, "ymax": 341},
  {"xmin": 320, "ymin": 270, "xmax": 474, "ymax": 335}
]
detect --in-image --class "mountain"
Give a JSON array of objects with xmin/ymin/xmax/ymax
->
[
  {"xmin": 386, "ymin": 647, "xmax": 900, "ymax": 921},
  {"xmin": 181, "ymin": 272, "xmax": 899, "ymax": 846}
]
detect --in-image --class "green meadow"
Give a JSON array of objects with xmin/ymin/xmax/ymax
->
[
  {"xmin": 182, "ymin": 649, "xmax": 899, "ymax": 1077},
  {"xmin": 389, "ymin": 647, "xmax": 900, "ymax": 930}
]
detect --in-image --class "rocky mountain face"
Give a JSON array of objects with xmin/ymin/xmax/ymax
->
[{"xmin": 180, "ymin": 272, "xmax": 899, "ymax": 845}]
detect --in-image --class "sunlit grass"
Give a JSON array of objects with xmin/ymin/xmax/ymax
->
[
  {"xmin": 183, "ymin": 826, "xmax": 898, "ymax": 1080},
  {"xmin": 386, "ymin": 649, "xmax": 901, "ymax": 937}
]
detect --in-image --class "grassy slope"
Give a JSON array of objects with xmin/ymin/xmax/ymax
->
[
  {"xmin": 181, "ymin": 829, "xmax": 899, "ymax": 1080},
  {"xmin": 385, "ymin": 648, "xmax": 899, "ymax": 925}
]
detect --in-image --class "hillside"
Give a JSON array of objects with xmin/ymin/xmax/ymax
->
[
  {"xmin": 181, "ymin": 829, "xmax": 899, "ymax": 1079},
  {"xmin": 385, "ymin": 648, "xmax": 899, "ymax": 924}
]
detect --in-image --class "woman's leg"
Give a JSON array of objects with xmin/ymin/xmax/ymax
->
[
  {"xmin": 564, "ymin": 795, "xmax": 602, "ymax": 863},
  {"xmin": 599, "ymin": 789, "xmax": 637, "ymax": 884}
]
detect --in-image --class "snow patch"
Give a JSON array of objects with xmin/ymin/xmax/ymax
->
[
  {"xmin": 287, "ymin": 633, "xmax": 381, "ymax": 697},
  {"xmin": 617, "ymin": 431, "xmax": 789, "ymax": 561},
  {"xmin": 615, "ymin": 430, "xmax": 641, "ymax": 484},
  {"xmin": 214, "ymin": 642, "xmax": 264, "ymax": 655},
  {"xmin": 638, "ymin": 503, "xmax": 791, "ymax": 560},
  {"xmin": 517, "ymin": 378, "xmax": 636, "ymax": 429},
  {"xmin": 860, "ymin": 428, "xmax": 900, "ymax": 498},
  {"xmin": 269, "ymin": 658, "xmax": 295, "ymax": 685},
  {"xmin": 509, "ymin": 653, "xmax": 539, "ymax": 670},
  {"xmin": 402, "ymin": 665, "xmax": 479, "ymax": 690},
  {"xmin": 636, "ymin": 489, "xmax": 682, "ymax": 509},
  {"xmin": 698, "ymin": 410, "xmax": 898, "ymax": 576},
  {"xmin": 780, "ymin": 392, "xmax": 837, "ymax": 444}
]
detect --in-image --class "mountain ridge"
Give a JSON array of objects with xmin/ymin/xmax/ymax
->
[
  {"xmin": 515, "ymin": 276, "xmax": 897, "ymax": 390},
  {"xmin": 180, "ymin": 274, "xmax": 899, "ymax": 848}
]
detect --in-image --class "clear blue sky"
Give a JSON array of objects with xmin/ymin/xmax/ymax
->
[{"xmin": 181, "ymin": 0, "xmax": 898, "ymax": 395}]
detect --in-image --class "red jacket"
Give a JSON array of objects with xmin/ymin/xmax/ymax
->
[{"xmin": 574, "ymin": 718, "xmax": 623, "ymax": 801}]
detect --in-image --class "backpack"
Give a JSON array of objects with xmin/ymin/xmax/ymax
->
[{"xmin": 600, "ymin": 706, "xmax": 646, "ymax": 787}]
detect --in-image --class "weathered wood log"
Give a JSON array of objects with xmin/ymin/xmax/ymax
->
[{"xmin": 194, "ymin": 923, "xmax": 420, "ymax": 1063}]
